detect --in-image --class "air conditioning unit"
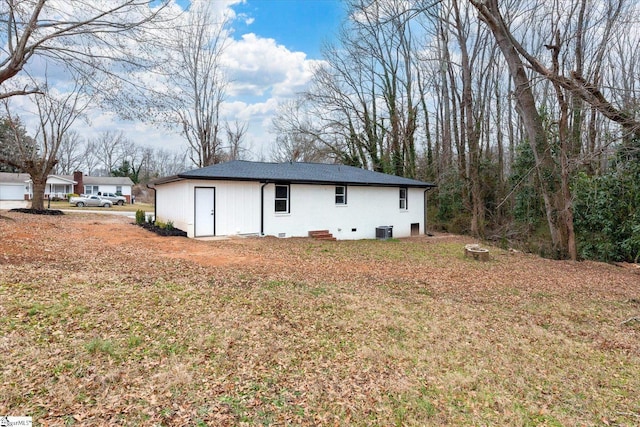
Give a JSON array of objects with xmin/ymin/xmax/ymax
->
[{"xmin": 376, "ymin": 226, "xmax": 393, "ymax": 240}]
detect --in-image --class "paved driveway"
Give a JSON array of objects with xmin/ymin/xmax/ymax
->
[
  {"xmin": 0, "ymin": 200, "xmax": 28, "ymax": 210},
  {"xmin": 60, "ymin": 209, "xmax": 152, "ymax": 219},
  {"xmin": 0, "ymin": 200, "xmax": 152, "ymax": 220}
]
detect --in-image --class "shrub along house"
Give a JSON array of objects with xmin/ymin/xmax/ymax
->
[{"xmin": 151, "ymin": 160, "xmax": 436, "ymax": 240}]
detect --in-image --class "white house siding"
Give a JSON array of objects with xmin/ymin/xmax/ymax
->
[
  {"xmin": 212, "ymin": 181, "xmax": 261, "ymax": 237},
  {"xmin": 156, "ymin": 180, "xmax": 262, "ymax": 238},
  {"xmin": 97, "ymin": 185, "xmax": 132, "ymax": 197},
  {"xmin": 42, "ymin": 176, "xmax": 74, "ymax": 198},
  {"xmin": 263, "ymin": 184, "xmax": 425, "ymax": 240},
  {"xmin": 155, "ymin": 180, "xmax": 191, "ymax": 234}
]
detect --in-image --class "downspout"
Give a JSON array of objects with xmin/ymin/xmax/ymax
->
[{"xmin": 260, "ymin": 182, "xmax": 269, "ymax": 236}]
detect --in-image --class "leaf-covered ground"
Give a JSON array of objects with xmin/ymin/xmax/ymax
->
[{"xmin": 1, "ymin": 211, "xmax": 639, "ymax": 426}]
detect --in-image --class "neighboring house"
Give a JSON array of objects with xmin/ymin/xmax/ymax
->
[
  {"xmin": 75, "ymin": 172, "xmax": 134, "ymax": 203},
  {"xmin": 0, "ymin": 171, "xmax": 134, "ymax": 202},
  {"xmin": 152, "ymin": 160, "xmax": 436, "ymax": 240}
]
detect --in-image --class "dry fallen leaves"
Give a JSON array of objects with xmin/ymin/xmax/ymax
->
[{"xmin": 0, "ymin": 211, "xmax": 639, "ymax": 426}]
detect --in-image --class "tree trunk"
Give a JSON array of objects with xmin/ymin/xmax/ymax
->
[
  {"xmin": 438, "ymin": 23, "xmax": 453, "ymax": 171},
  {"xmin": 453, "ymin": 0, "xmax": 484, "ymax": 238},
  {"xmin": 31, "ymin": 176, "xmax": 47, "ymax": 210},
  {"xmin": 548, "ymin": 31, "xmax": 579, "ymax": 261},
  {"xmin": 470, "ymin": 0, "xmax": 569, "ymax": 257}
]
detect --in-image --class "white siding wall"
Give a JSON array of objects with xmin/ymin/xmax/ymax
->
[
  {"xmin": 213, "ymin": 181, "xmax": 262, "ymax": 236},
  {"xmin": 99, "ymin": 185, "xmax": 132, "ymax": 197},
  {"xmin": 263, "ymin": 184, "xmax": 425, "ymax": 239},
  {"xmin": 156, "ymin": 180, "xmax": 426, "ymax": 240},
  {"xmin": 156, "ymin": 180, "xmax": 262, "ymax": 238},
  {"xmin": 155, "ymin": 180, "xmax": 191, "ymax": 234}
]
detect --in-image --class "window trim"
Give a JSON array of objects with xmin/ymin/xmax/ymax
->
[
  {"xmin": 399, "ymin": 187, "xmax": 408, "ymax": 210},
  {"xmin": 274, "ymin": 184, "xmax": 290, "ymax": 213},
  {"xmin": 335, "ymin": 185, "xmax": 347, "ymax": 205},
  {"xmin": 84, "ymin": 185, "xmax": 99, "ymax": 195}
]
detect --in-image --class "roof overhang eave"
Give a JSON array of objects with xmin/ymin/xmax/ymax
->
[
  {"xmin": 176, "ymin": 175, "xmax": 437, "ymax": 188},
  {"xmin": 153, "ymin": 175, "xmax": 184, "ymax": 185}
]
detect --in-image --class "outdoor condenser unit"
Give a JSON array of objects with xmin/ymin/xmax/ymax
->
[{"xmin": 376, "ymin": 226, "xmax": 393, "ymax": 240}]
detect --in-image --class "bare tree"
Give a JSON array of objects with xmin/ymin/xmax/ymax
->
[
  {"xmin": 112, "ymin": 143, "xmax": 144, "ymax": 183},
  {"xmin": 446, "ymin": 0, "xmax": 494, "ymax": 237},
  {"xmin": 76, "ymin": 136, "xmax": 188, "ymax": 182},
  {"xmin": 467, "ymin": 0, "xmax": 640, "ymax": 259},
  {"xmin": 54, "ymin": 130, "xmax": 84, "ymax": 175},
  {"xmin": 161, "ymin": 0, "xmax": 229, "ymax": 167},
  {"xmin": 270, "ymin": 99, "xmax": 337, "ymax": 163},
  {"xmin": 80, "ymin": 139, "xmax": 101, "ymax": 176},
  {"xmin": 222, "ymin": 120, "xmax": 249, "ymax": 161},
  {"xmin": 92, "ymin": 130, "xmax": 128, "ymax": 175},
  {"xmin": 145, "ymin": 147, "xmax": 188, "ymax": 178},
  {"xmin": 270, "ymin": 131, "xmax": 337, "ymax": 163},
  {"xmin": 1, "ymin": 81, "xmax": 90, "ymax": 209},
  {"xmin": 286, "ymin": 0, "xmax": 421, "ymax": 175},
  {"xmin": 467, "ymin": 0, "xmax": 572, "ymax": 257},
  {"xmin": 0, "ymin": 0, "xmax": 172, "ymax": 99}
]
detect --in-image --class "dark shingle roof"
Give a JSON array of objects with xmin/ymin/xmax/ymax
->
[
  {"xmin": 170, "ymin": 160, "xmax": 435, "ymax": 188},
  {"xmin": 0, "ymin": 172, "xmax": 30, "ymax": 184},
  {"xmin": 0, "ymin": 172, "xmax": 134, "ymax": 186},
  {"xmin": 82, "ymin": 176, "xmax": 134, "ymax": 186}
]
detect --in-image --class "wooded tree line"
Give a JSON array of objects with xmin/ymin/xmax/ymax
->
[
  {"xmin": 0, "ymin": 117, "xmax": 189, "ymax": 179},
  {"xmin": 271, "ymin": 0, "xmax": 640, "ymax": 262}
]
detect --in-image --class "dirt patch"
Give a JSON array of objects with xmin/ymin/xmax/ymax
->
[{"xmin": 33, "ymin": 212, "xmax": 266, "ymax": 267}]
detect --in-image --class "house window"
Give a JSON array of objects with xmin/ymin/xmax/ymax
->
[
  {"xmin": 275, "ymin": 184, "xmax": 289, "ymax": 213},
  {"xmin": 335, "ymin": 186, "xmax": 347, "ymax": 205},
  {"xmin": 116, "ymin": 185, "xmax": 122, "ymax": 195},
  {"xmin": 84, "ymin": 185, "xmax": 99, "ymax": 195},
  {"xmin": 399, "ymin": 187, "xmax": 408, "ymax": 210}
]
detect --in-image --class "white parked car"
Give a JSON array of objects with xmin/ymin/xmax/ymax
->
[{"xmin": 69, "ymin": 195, "xmax": 113, "ymax": 208}]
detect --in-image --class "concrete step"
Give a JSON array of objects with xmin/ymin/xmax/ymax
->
[{"xmin": 308, "ymin": 230, "xmax": 336, "ymax": 241}]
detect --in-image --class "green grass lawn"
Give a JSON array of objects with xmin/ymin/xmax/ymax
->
[{"xmin": 47, "ymin": 200, "xmax": 154, "ymax": 212}]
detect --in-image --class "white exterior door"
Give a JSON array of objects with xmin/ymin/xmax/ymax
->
[{"xmin": 195, "ymin": 187, "xmax": 215, "ymax": 237}]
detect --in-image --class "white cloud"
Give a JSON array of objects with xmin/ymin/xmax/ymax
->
[
  {"xmin": 236, "ymin": 12, "xmax": 255, "ymax": 26},
  {"xmin": 217, "ymin": 32, "xmax": 320, "ymax": 157},
  {"xmin": 223, "ymin": 33, "xmax": 315, "ymax": 98}
]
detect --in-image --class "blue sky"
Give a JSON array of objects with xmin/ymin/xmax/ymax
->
[{"xmin": 232, "ymin": 0, "xmax": 345, "ymax": 59}]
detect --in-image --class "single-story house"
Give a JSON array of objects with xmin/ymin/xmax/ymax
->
[
  {"xmin": 75, "ymin": 173, "xmax": 134, "ymax": 203},
  {"xmin": 0, "ymin": 171, "xmax": 134, "ymax": 202},
  {"xmin": 152, "ymin": 160, "xmax": 436, "ymax": 240}
]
